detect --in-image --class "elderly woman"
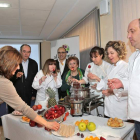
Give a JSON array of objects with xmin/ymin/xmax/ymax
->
[
  {"xmin": 61, "ymin": 56, "xmax": 85, "ymax": 96},
  {"xmin": 93, "ymin": 41, "xmax": 128, "ymax": 120},
  {"xmin": 32, "ymin": 59, "xmax": 62, "ymax": 109},
  {"xmin": 0, "ymin": 46, "xmax": 59, "ymax": 131}
]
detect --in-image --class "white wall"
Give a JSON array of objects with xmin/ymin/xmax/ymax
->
[{"xmin": 51, "ymin": 36, "xmax": 80, "ymax": 60}]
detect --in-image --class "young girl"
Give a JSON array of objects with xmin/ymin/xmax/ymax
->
[{"xmin": 32, "ymin": 59, "xmax": 62, "ymax": 109}]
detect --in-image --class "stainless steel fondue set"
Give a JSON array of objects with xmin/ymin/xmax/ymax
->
[{"xmin": 58, "ymin": 82, "xmax": 104, "ymax": 117}]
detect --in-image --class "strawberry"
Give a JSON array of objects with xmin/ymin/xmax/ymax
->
[
  {"xmin": 63, "ymin": 116, "xmax": 67, "ymax": 121},
  {"xmin": 53, "ymin": 69, "xmax": 56, "ymax": 74},
  {"xmin": 88, "ymin": 65, "xmax": 91, "ymax": 68},
  {"xmin": 65, "ymin": 112, "xmax": 69, "ymax": 117},
  {"xmin": 100, "ymin": 136, "xmax": 106, "ymax": 140},
  {"xmin": 71, "ymin": 67, "xmax": 74, "ymax": 71}
]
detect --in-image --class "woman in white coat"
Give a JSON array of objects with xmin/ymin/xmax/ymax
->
[
  {"xmin": 78, "ymin": 46, "xmax": 110, "ymax": 96},
  {"xmin": 95, "ymin": 41, "xmax": 128, "ymax": 120},
  {"xmin": 32, "ymin": 59, "xmax": 62, "ymax": 109},
  {"xmin": 77, "ymin": 46, "xmax": 111, "ymax": 116}
]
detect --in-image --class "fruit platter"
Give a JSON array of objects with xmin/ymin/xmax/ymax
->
[
  {"xmin": 20, "ymin": 116, "xmax": 30, "ymax": 123},
  {"xmin": 107, "ymin": 117, "xmax": 125, "ymax": 128},
  {"xmin": 74, "ymin": 119, "xmax": 106, "ymax": 140},
  {"xmin": 12, "ymin": 110, "xmax": 23, "ymax": 116},
  {"xmin": 44, "ymin": 105, "xmax": 67, "ymax": 122}
]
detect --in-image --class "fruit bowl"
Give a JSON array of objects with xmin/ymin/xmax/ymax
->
[{"xmin": 43, "ymin": 105, "xmax": 67, "ymax": 122}]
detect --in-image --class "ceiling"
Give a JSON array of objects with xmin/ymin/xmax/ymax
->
[{"xmin": 0, "ymin": 0, "xmax": 102, "ymax": 41}]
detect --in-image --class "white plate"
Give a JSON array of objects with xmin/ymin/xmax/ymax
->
[
  {"xmin": 12, "ymin": 111, "xmax": 23, "ymax": 116},
  {"xmin": 52, "ymin": 126, "xmax": 79, "ymax": 137},
  {"xmin": 106, "ymin": 122, "xmax": 126, "ymax": 129},
  {"xmin": 20, "ymin": 119, "xmax": 29, "ymax": 124}
]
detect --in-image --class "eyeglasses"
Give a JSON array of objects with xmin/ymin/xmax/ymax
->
[
  {"xmin": 58, "ymin": 52, "xmax": 66, "ymax": 54},
  {"xmin": 22, "ymin": 50, "xmax": 31, "ymax": 54},
  {"xmin": 69, "ymin": 62, "xmax": 77, "ymax": 65}
]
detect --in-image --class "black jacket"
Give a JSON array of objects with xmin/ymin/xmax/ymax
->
[{"xmin": 11, "ymin": 58, "xmax": 38, "ymax": 106}]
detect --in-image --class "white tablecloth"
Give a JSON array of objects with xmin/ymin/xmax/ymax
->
[{"xmin": 2, "ymin": 114, "xmax": 134, "ymax": 140}]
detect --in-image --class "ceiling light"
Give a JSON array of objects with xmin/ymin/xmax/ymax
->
[{"xmin": 0, "ymin": 3, "xmax": 10, "ymax": 8}]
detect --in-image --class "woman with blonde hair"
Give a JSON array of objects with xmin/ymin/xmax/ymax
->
[
  {"xmin": 93, "ymin": 41, "xmax": 128, "ymax": 120},
  {"xmin": 32, "ymin": 59, "xmax": 62, "ymax": 109},
  {"xmin": 0, "ymin": 46, "xmax": 59, "ymax": 131}
]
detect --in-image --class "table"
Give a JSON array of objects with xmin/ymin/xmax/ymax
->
[{"xmin": 2, "ymin": 114, "xmax": 134, "ymax": 140}]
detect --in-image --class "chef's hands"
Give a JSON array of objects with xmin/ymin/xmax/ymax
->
[
  {"xmin": 67, "ymin": 76, "xmax": 78, "ymax": 85},
  {"xmin": 16, "ymin": 72, "xmax": 23, "ymax": 78},
  {"xmin": 102, "ymin": 78, "xmax": 123, "ymax": 96},
  {"xmin": 52, "ymin": 72, "xmax": 58, "ymax": 81},
  {"xmin": 87, "ymin": 73, "xmax": 100, "ymax": 82},
  {"xmin": 91, "ymin": 83, "xmax": 97, "ymax": 89},
  {"xmin": 39, "ymin": 76, "xmax": 47, "ymax": 85},
  {"xmin": 67, "ymin": 76, "xmax": 73, "ymax": 84},
  {"xmin": 52, "ymin": 72, "xmax": 57, "ymax": 77},
  {"xmin": 108, "ymin": 78, "xmax": 123, "ymax": 89},
  {"xmin": 46, "ymin": 121, "xmax": 60, "ymax": 131},
  {"xmin": 102, "ymin": 89, "xmax": 113, "ymax": 96}
]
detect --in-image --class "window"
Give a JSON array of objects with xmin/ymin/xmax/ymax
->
[{"xmin": 0, "ymin": 43, "xmax": 40, "ymax": 70}]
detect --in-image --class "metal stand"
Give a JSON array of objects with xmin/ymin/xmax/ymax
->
[
  {"xmin": 84, "ymin": 96, "xmax": 104, "ymax": 117},
  {"xmin": 58, "ymin": 94, "xmax": 104, "ymax": 117}
]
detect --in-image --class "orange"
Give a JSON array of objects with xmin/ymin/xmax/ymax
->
[
  {"xmin": 84, "ymin": 120, "xmax": 89, "ymax": 125},
  {"xmin": 94, "ymin": 137, "xmax": 99, "ymax": 140},
  {"xmin": 85, "ymin": 137, "xmax": 89, "ymax": 140},
  {"xmin": 75, "ymin": 121, "xmax": 80, "ymax": 126},
  {"xmin": 81, "ymin": 119, "xmax": 84, "ymax": 122}
]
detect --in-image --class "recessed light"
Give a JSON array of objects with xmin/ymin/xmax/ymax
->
[{"xmin": 0, "ymin": 3, "xmax": 10, "ymax": 8}]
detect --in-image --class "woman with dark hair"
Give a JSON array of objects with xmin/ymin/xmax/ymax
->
[
  {"xmin": 61, "ymin": 56, "xmax": 85, "ymax": 96},
  {"xmin": 32, "ymin": 59, "xmax": 62, "ymax": 108},
  {"xmin": 78, "ymin": 46, "xmax": 110, "ymax": 96},
  {"xmin": 0, "ymin": 46, "xmax": 59, "ymax": 131}
]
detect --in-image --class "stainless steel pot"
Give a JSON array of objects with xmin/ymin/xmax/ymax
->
[
  {"xmin": 70, "ymin": 102, "xmax": 83, "ymax": 116},
  {"xmin": 78, "ymin": 87, "xmax": 90, "ymax": 98}
]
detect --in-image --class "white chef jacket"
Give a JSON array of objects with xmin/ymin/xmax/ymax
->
[
  {"xmin": 32, "ymin": 70, "xmax": 62, "ymax": 109},
  {"xmin": 121, "ymin": 50, "xmax": 140, "ymax": 122},
  {"xmin": 83, "ymin": 60, "xmax": 111, "ymax": 97},
  {"xmin": 97, "ymin": 60, "xmax": 128, "ymax": 120}
]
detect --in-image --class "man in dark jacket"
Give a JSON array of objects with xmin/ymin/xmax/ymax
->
[
  {"xmin": 56, "ymin": 47, "xmax": 69, "ymax": 99},
  {"xmin": 8, "ymin": 44, "xmax": 38, "ymax": 113}
]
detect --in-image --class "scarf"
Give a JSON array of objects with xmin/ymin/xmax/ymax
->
[{"xmin": 65, "ymin": 68, "xmax": 85, "ymax": 95}]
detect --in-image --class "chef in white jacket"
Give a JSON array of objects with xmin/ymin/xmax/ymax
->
[
  {"xmin": 32, "ymin": 59, "xmax": 62, "ymax": 109},
  {"xmin": 108, "ymin": 19, "xmax": 140, "ymax": 140},
  {"xmin": 77, "ymin": 46, "xmax": 111, "ymax": 116},
  {"xmin": 95, "ymin": 41, "xmax": 128, "ymax": 120}
]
